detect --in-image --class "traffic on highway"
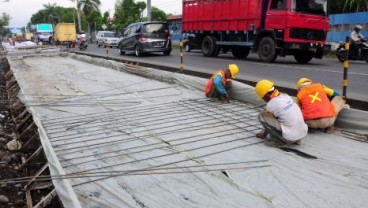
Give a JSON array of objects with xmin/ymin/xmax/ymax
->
[{"xmin": 77, "ymin": 44, "xmax": 368, "ymax": 105}]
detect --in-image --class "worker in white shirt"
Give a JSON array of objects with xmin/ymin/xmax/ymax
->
[{"xmin": 255, "ymin": 79, "xmax": 308, "ymax": 144}]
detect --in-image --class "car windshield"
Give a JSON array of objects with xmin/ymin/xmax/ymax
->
[
  {"xmin": 104, "ymin": 32, "xmax": 117, "ymax": 37},
  {"xmin": 143, "ymin": 23, "xmax": 167, "ymax": 34},
  {"xmin": 291, "ymin": 0, "xmax": 327, "ymax": 16}
]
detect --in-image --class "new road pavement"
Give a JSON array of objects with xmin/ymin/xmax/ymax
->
[{"xmin": 74, "ymin": 44, "xmax": 368, "ymax": 110}]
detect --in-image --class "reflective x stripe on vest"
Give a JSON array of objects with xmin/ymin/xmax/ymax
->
[
  {"xmin": 297, "ymin": 83, "xmax": 336, "ymax": 120},
  {"xmin": 204, "ymin": 70, "xmax": 227, "ymax": 94}
]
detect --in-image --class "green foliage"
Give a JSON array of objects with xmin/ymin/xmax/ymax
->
[
  {"xmin": 30, "ymin": 4, "xmax": 76, "ymax": 25},
  {"xmin": 0, "ymin": 13, "xmax": 11, "ymax": 36},
  {"xmin": 151, "ymin": 7, "xmax": 167, "ymax": 21},
  {"xmin": 87, "ymin": 10, "xmax": 104, "ymax": 31},
  {"xmin": 343, "ymin": 0, "xmax": 368, "ymax": 12},
  {"xmin": 330, "ymin": 0, "xmax": 368, "ymax": 14},
  {"xmin": 114, "ymin": 0, "xmax": 146, "ymax": 29}
]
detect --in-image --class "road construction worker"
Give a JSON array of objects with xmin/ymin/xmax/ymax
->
[
  {"xmin": 296, "ymin": 78, "xmax": 345, "ymax": 130},
  {"xmin": 350, "ymin": 25, "xmax": 366, "ymax": 56},
  {"xmin": 204, "ymin": 64, "xmax": 239, "ymax": 101},
  {"xmin": 255, "ymin": 79, "xmax": 308, "ymax": 144}
]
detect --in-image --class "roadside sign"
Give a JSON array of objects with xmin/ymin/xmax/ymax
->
[{"xmin": 102, "ymin": 24, "xmax": 107, "ymax": 30}]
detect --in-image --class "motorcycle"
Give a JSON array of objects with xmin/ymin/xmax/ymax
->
[
  {"xmin": 336, "ymin": 39, "xmax": 368, "ymax": 63},
  {"xmin": 78, "ymin": 38, "xmax": 88, "ymax": 51}
]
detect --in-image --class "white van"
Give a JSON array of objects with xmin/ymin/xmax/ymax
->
[{"xmin": 96, "ymin": 31, "xmax": 120, "ymax": 48}]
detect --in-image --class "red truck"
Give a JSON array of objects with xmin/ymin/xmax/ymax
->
[{"xmin": 182, "ymin": 0, "xmax": 330, "ymax": 63}]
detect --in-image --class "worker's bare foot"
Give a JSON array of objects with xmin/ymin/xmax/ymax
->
[{"xmin": 256, "ymin": 131, "xmax": 268, "ymax": 139}]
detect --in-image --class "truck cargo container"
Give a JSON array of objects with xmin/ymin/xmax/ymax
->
[
  {"xmin": 182, "ymin": 0, "xmax": 330, "ymax": 63},
  {"xmin": 54, "ymin": 23, "xmax": 77, "ymax": 47}
]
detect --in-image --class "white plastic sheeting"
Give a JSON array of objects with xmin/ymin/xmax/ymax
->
[
  {"xmin": 7, "ymin": 52, "xmax": 368, "ymax": 208},
  {"xmin": 1, "ymin": 41, "xmax": 37, "ymax": 50}
]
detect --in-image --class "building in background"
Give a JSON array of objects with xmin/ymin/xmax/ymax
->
[
  {"xmin": 328, "ymin": 12, "xmax": 368, "ymax": 43},
  {"xmin": 167, "ymin": 15, "xmax": 182, "ymax": 41}
]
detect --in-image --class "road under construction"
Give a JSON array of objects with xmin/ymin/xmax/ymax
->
[{"xmin": 0, "ymin": 47, "xmax": 367, "ymax": 208}]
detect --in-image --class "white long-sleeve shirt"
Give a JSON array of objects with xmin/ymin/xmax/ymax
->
[
  {"xmin": 266, "ymin": 93, "xmax": 308, "ymax": 141},
  {"xmin": 350, "ymin": 31, "xmax": 364, "ymax": 43}
]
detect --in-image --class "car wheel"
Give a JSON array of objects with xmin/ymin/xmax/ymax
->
[
  {"xmin": 163, "ymin": 50, "xmax": 171, "ymax": 56},
  {"xmin": 119, "ymin": 46, "xmax": 125, "ymax": 55},
  {"xmin": 185, "ymin": 43, "xmax": 191, "ymax": 52},
  {"xmin": 97, "ymin": 41, "xmax": 100, "ymax": 48},
  {"xmin": 135, "ymin": 45, "xmax": 141, "ymax": 57}
]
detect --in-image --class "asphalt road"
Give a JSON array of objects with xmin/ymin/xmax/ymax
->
[{"xmin": 77, "ymin": 44, "xmax": 368, "ymax": 103}]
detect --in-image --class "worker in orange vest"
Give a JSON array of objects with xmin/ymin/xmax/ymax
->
[
  {"xmin": 296, "ymin": 78, "xmax": 345, "ymax": 130},
  {"xmin": 204, "ymin": 64, "xmax": 239, "ymax": 102},
  {"xmin": 255, "ymin": 79, "xmax": 308, "ymax": 144}
]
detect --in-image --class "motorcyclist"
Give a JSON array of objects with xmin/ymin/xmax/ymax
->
[
  {"xmin": 349, "ymin": 25, "xmax": 366, "ymax": 56},
  {"xmin": 77, "ymin": 31, "xmax": 87, "ymax": 48}
]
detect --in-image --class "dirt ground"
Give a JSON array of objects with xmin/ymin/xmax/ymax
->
[{"xmin": 0, "ymin": 62, "xmax": 26, "ymax": 207}]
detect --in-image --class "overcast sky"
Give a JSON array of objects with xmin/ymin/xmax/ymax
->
[{"xmin": 0, "ymin": 0, "xmax": 182, "ymax": 28}]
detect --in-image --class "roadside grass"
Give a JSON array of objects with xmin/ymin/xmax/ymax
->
[{"xmin": 323, "ymin": 52, "xmax": 336, "ymax": 59}]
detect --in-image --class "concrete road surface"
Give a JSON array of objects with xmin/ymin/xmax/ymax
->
[{"xmin": 76, "ymin": 44, "xmax": 368, "ymax": 104}]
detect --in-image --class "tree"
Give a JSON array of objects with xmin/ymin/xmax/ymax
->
[
  {"xmin": 30, "ymin": 4, "xmax": 76, "ymax": 24},
  {"xmin": 0, "ymin": 12, "xmax": 11, "ymax": 36},
  {"xmin": 86, "ymin": 10, "xmax": 103, "ymax": 33},
  {"xmin": 69, "ymin": 0, "xmax": 101, "ymax": 32},
  {"xmin": 77, "ymin": 0, "xmax": 101, "ymax": 40},
  {"xmin": 343, "ymin": 0, "xmax": 368, "ymax": 12},
  {"xmin": 114, "ymin": 0, "xmax": 146, "ymax": 29},
  {"xmin": 151, "ymin": 7, "xmax": 167, "ymax": 21},
  {"xmin": 69, "ymin": 0, "xmax": 82, "ymax": 31}
]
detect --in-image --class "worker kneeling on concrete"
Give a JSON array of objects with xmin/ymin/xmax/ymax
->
[
  {"xmin": 255, "ymin": 80, "xmax": 308, "ymax": 144},
  {"xmin": 204, "ymin": 64, "xmax": 239, "ymax": 102},
  {"xmin": 296, "ymin": 78, "xmax": 345, "ymax": 130}
]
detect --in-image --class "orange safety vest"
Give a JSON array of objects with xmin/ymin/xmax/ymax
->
[
  {"xmin": 204, "ymin": 70, "xmax": 227, "ymax": 94},
  {"xmin": 297, "ymin": 83, "xmax": 336, "ymax": 120}
]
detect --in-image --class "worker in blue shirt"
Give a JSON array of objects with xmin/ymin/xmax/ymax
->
[{"xmin": 204, "ymin": 64, "xmax": 239, "ymax": 101}]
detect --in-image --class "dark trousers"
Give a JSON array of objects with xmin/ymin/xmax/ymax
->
[{"xmin": 205, "ymin": 81, "xmax": 232, "ymax": 98}]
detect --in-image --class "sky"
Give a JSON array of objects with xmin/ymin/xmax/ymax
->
[{"xmin": 0, "ymin": 0, "xmax": 182, "ymax": 28}]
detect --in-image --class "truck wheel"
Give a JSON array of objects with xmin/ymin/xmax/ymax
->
[
  {"xmin": 231, "ymin": 46, "xmax": 250, "ymax": 58},
  {"xmin": 202, "ymin": 35, "xmax": 216, "ymax": 57},
  {"xmin": 294, "ymin": 52, "xmax": 314, "ymax": 64},
  {"xmin": 258, "ymin": 37, "xmax": 277, "ymax": 62}
]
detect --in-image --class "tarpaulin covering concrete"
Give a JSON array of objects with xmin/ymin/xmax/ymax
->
[{"xmin": 6, "ymin": 52, "xmax": 368, "ymax": 208}]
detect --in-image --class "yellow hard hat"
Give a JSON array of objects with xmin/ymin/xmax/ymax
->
[
  {"xmin": 255, "ymin": 79, "xmax": 274, "ymax": 99},
  {"xmin": 297, "ymin": 78, "xmax": 312, "ymax": 90},
  {"xmin": 229, "ymin": 64, "xmax": 239, "ymax": 79}
]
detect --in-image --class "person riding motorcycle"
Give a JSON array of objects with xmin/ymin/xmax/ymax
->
[
  {"xmin": 77, "ymin": 31, "xmax": 87, "ymax": 48},
  {"xmin": 349, "ymin": 25, "xmax": 366, "ymax": 56}
]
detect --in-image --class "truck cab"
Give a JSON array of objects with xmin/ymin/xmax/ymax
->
[
  {"xmin": 258, "ymin": 0, "xmax": 329, "ymax": 63},
  {"xmin": 182, "ymin": 0, "xmax": 330, "ymax": 64}
]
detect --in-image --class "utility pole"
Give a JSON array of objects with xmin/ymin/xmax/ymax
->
[
  {"xmin": 76, "ymin": 0, "xmax": 82, "ymax": 32},
  {"xmin": 147, "ymin": 0, "xmax": 151, "ymax": 21}
]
